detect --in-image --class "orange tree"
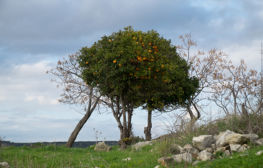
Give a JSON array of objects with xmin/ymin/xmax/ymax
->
[{"xmin": 78, "ymin": 27, "xmax": 198, "ymax": 147}]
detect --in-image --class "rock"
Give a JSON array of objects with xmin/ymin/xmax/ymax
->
[
  {"xmin": 122, "ymin": 157, "xmax": 131, "ymax": 161},
  {"xmin": 230, "ymin": 144, "xmax": 241, "ymax": 152},
  {"xmin": 256, "ymin": 150, "xmax": 263, "ymax": 156},
  {"xmin": 255, "ymin": 138, "xmax": 263, "ymax": 146},
  {"xmin": 193, "ymin": 135, "xmax": 215, "ymax": 150},
  {"xmin": 215, "ymin": 146, "xmax": 226, "ymax": 153},
  {"xmin": 94, "ymin": 142, "xmax": 111, "ymax": 152},
  {"xmin": 173, "ymin": 153, "xmax": 193, "ymax": 163},
  {"xmin": 157, "ymin": 157, "xmax": 174, "ymax": 167},
  {"xmin": 224, "ymin": 150, "xmax": 231, "ymax": 156},
  {"xmin": 132, "ymin": 141, "xmax": 152, "ymax": 151},
  {"xmin": 182, "ymin": 144, "xmax": 199, "ymax": 155},
  {"xmin": 216, "ymin": 130, "xmax": 249, "ymax": 147},
  {"xmin": 197, "ymin": 150, "xmax": 212, "ymax": 161},
  {"xmin": 243, "ymin": 133, "xmax": 258, "ymax": 142},
  {"xmin": 211, "ymin": 144, "xmax": 216, "ymax": 150},
  {"xmin": 154, "ymin": 165, "xmax": 160, "ymax": 168},
  {"xmin": 169, "ymin": 144, "xmax": 183, "ymax": 154},
  {"xmin": 238, "ymin": 144, "xmax": 249, "ymax": 152},
  {"xmin": 205, "ymin": 147, "xmax": 213, "ymax": 153},
  {"xmin": 192, "ymin": 160, "xmax": 200, "ymax": 166},
  {"xmin": 0, "ymin": 162, "xmax": 9, "ymax": 168}
]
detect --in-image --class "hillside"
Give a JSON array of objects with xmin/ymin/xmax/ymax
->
[{"xmin": 1, "ymin": 114, "xmax": 263, "ymax": 168}]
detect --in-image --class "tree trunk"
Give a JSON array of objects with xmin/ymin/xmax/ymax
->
[
  {"xmin": 144, "ymin": 109, "xmax": 152, "ymax": 141},
  {"xmin": 120, "ymin": 95, "xmax": 128, "ymax": 149},
  {"xmin": 66, "ymin": 111, "xmax": 92, "ymax": 147},
  {"xmin": 66, "ymin": 93, "xmax": 99, "ymax": 148},
  {"xmin": 127, "ymin": 106, "xmax": 133, "ymax": 138}
]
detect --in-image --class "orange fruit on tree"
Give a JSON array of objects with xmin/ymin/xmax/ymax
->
[{"xmin": 113, "ymin": 59, "xmax": 117, "ymax": 63}]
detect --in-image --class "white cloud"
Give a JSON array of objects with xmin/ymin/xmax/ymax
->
[
  {"xmin": 0, "ymin": 61, "xmax": 59, "ymax": 105},
  {"xmin": 224, "ymin": 40, "xmax": 262, "ymax": 70}
]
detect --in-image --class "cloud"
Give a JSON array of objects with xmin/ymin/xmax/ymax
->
[{"xmin": 0, "ymin": 0, "xmax": 263, "ymax": 142}]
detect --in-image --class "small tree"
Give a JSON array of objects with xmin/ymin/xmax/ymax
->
[
  {"xmin": 78, "ymin": 27, "xmax": 198, "ymax": 146},
  {"xmin": 210, "ymin": 59, "xmax": 262, "ymax": 115},
  {"xmin": 176, "ymin": 34, "xmax": 227, "ymax": 125},
  {"xmin": 48, "ymin": 54, "xmax": 101, "ymax": 147}
]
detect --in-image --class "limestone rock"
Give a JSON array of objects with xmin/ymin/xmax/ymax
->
[
  {"xmin": 0, "ymin": 162, "xmax": 9, "ymax": 168},
  {"xmin": 173, "ymin": 153, "xmax": 193, "ymax": 163},
  {"xmin": 255, "ymin": 138, "xmax": 263, "ymax": 146},
  {"xmin": 216, "ymin": 130, "xmax": 249, "ymax": 147},
  {"xmin": 215, "ymin": 146, "xmax": 226, "ymax": 153},
  {"xmin": 256, "ymin": 150, "xmax": 263, "ymax": 156},
  {"xmin": 154, "ymin": 165, "xmax": 160, "ymax": 168},
  {"xmin": 224, "ymin": 150, "xmax": 231, "ymax": 156},
  {"xmin": 169, "ymin": 144, "xmax": 183, "ymax": 154},
  {"xmin": 197, "ymin": 150, "xmax": 212, "ymax": 161},
  {"xmin": 132, "ymin": 141, "xmax": 152, "ymax": 151},
  {"xmin": 211, "ymin": 144, "xmax": 216, "ymax": 150},
  {"xmin": 243, "ymin": 133, "xmax": 258, "ymax": 142},
  {"xmin": 205, "ymin": 147, "xmax": 213, "ymax": 153},
  {"xmin": 192, "ymin": 160, "xmax": 200, "ymax": 166},
  {"xmin": 157, "ymin": 157, "xmax": 174, "ymax": 167},
  {"xmin": 238, "ymin": 144, "xmax": 249, "ymax": 152},
  {"xmin": 122, "ymin": 157, "xmax": 131, "ymax": 161},
  {"xmin": 230, "ymin": 144, "xmax": 241, "ymax": 152},
  {"xmin": 182, "ymin": 144, "xmax": 199, "ymax": 155},
  {"xmin": 192, "ymin": 135, "xmax": 215, "ymax": 150},
  {"xmin": 94, "ymin": 142, "xmax": 111, "ymax": 152}
]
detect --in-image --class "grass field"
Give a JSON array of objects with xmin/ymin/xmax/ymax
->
[{"xmin": 1, "ymin": 142, "xmax": 263, "ymax": 168}]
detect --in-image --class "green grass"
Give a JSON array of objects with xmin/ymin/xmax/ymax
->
[
  {"xmin": 1, "ymin": 143, "xmax": 263, "ymax": 168},
  {"xmin": 0, "ymin": 145, "xmax": 163, "ymax": 168}
]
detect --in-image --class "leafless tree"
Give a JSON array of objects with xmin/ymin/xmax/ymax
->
[
  {"xmin": 48, "ymin": 54, "xmax": 101, "ymax": 147},
  {"xmin": 176, "ymin": 34, "xmax": 227, "ymax": 123},
  {"xmin": 210, "ymin": 59, "xmax": 262, "ymax": 116}
]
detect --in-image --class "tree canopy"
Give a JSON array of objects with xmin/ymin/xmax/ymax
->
[{"xmin": 78, "ymin": 26, "xmax": 198, "ymax": 109}]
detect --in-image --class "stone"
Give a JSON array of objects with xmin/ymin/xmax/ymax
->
[
  {"xmin": 173, "ymin": 153, "xmax": 193, "ymax": 163},
  {"xmin": 197, "ymin": 150, "xmax": 212, "ymax": 161},
  {"xmin": 192, "ymin": 160, "xmax": 200, "ymax": 166},
  {"xmin": 154, "ymin": 165, "xmax": 160, "ymax": 168},
  {"xmin": 229, "ymin": 144, "xmax": 241, "ymax": 152},
  {"xmin": 122, "ymin": 157, "xmax": 131, "ymax": 161},
  {"xmin": 255, "ymin": 138, "xmax": 263, "ymax": 146},
  {"xmin": 157, "ymin": 157, "xmax": 174, "ymax": 167},
  {"xmin": 216, "ymin": 130, "xmax": 249, "ymax": 147},
  {"xmin": 192, "ymin": 135, "xmax": 215, "ymax": 150},
  {"xmin": 169, "ymin": 144, "xmax": 183, "ymax": 154},
  {"xmin": 243, "ymin": 133, "xmax": 258, "ymax": 142},
  {"xmin": 0, "ymin": 162, "xmax": 9, "ymax": 168},
  {"xmin": 215, "ymin": 146, "xmax": 226, "ymax": 153},
  {"xmin": 224, "ymin": 150, "xmax": 231, "ymax": 156},
  {"xmin": 238, "ymin": 144, "xmax": 249, "ymax": 152},
  {"xmin": 256, "ymin": 150, "xmax": 263, "ymax": 156},
  {"xmin": 94, "ymin": 142, "xmax": 111, "ymax": 152},
  {"xmin": 132, "ymin": 141, "xmax": 152, "ymax": 151},
  {"xmin": 211, "ymin": 144, "xmax": 216, "ymax": 150},
  {"xmin": 205, "ymin": 147, "xmax": 213, "ymax": 153},
  {"xmin": 182, "ymin": 144, "xmax": 199, "ymax": 155}
]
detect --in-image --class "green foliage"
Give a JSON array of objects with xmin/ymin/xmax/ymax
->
[{"xmin": 78, "ymin": 26, "xmax": 198, "ymax": 109}]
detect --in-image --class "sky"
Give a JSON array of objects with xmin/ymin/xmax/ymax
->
[{"xmin": 0, "ymin": 0, "xmax": 263, "ymax": 142}]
